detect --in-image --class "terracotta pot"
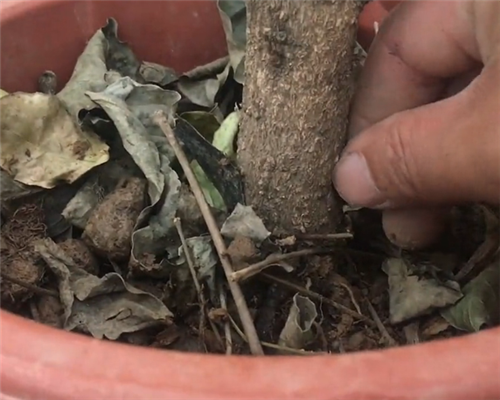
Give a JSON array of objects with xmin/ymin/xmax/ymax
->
[{"xmin": 1, "ymin": 1, "xmax": 500, "ymax": 399}]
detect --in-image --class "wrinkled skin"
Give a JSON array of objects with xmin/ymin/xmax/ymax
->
[{"xmin": 334, "ymin": 0, "xmax": 500, "ymax": 249}]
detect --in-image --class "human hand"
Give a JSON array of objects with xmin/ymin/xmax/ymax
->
[{"xmin": 334, "ymin": 0, "xmax": 500, "ymax": 249}]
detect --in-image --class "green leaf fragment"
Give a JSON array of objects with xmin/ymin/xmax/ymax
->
[{"xmin": 212, "ymin": 110, "xmax": 240, "ymax": 160}]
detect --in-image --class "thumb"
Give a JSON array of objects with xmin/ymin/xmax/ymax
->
[{"xmin": 333, "ymin": 65, "xmax": 500, "ymax": 209}]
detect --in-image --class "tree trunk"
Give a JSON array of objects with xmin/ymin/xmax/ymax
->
[{"xmin": 238, "ymin": 0, "xmax": 363, "ymax": 235}]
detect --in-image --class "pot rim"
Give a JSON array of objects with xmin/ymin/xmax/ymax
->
[{"xmin": 2, "ymin": 311, "xmax": 500, "ymax": 400}]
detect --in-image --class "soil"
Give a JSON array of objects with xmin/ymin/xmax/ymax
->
[{"xmin": 1, "ymin": 194, "xmax": 496, "ymax": 354}]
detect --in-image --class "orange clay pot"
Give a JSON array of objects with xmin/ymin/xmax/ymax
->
[{"xmin": 1, "ymin": 1, "xmax": 500, "ymax": 399}]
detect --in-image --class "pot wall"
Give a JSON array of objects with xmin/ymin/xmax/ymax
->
[
  {"xmin": 1, "ymin": 1, "xmax": 500, "ymax": 400},
  {"xmin": 0, "ymin": 0, "xmax": 227, "ymax": 92}
]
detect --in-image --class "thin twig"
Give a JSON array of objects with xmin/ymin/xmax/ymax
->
[
  {"xmin": 154, "ymin": 111, "xmax": 263, "ymax": 355},
  {"xmin": 337, "ymin": 281, "xmax": 362, "ymax": 315},
  {"xmin": 228, "ymin": 314, "xmax": 324, "ymax": 356},
  {"xmin": 295, "ymin": 233, "xmax": 353, "ymax": 241},
  {"xmin": 365, "ymin": 298, "xmax": 398, "ymax": 347},
  {"xmin": 174, "ymin": 217, "xmax": 207, "ymax": 339},
  {"xmin": 174, "ymin": 217, "xmax": 223, "ymax": 348},
  {"xmin": 230, "ymin": 248, "xmax": 334, "ymax": 283},
  {"xmin": 0, "ymin": 270, "xmax": 58, "ymax": 298},
  {"xmin": 260, "ymin": 273, "xmax": 377, "ymax": 328},
  {"xmin": 219, "ymin": 286, "xmax": 233, "ymax": 355}
]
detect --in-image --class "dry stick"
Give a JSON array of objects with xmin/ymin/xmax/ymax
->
[
  {"xmin": 154, "ymin": 111, "xmax": 263, "ymax": 355},
  {"xmin": 227, "ymin": 314, "xmax": 324, "ymax": 355},
  {"xmin": 337, "ymin": 281, "xmax": 362, "ymax": 315},
  {"xmin": 230, "ymin": 248, "xmax": 335, "ymax": 283},
  {"xmin": 219, "ymin": 287, "xmax": 233, "ymax": 355},
  {"xmin": 295, "ymin": 232, "xmax": 353, "ymax": 241},
  {"xmin": 173, "ymin": 217, "xmax": 223, "ymax": 348},
  {"xmin": 365, "ymin": 299, "xmax": 398, "ymax": 347},
  {"xmin": 260, "ymin": 273, "xmax": 377, "ymax": 328},
  {"xmin": 0, "ymin": 270, "xmax": 58, "ymax": 298}
]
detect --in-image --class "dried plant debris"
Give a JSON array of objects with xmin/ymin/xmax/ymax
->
[
  {"xmin": 1, "ymin": 11, "xmax": 497, "ymax": 357},
  {"xmin": 383, "ymin": 257, "xmax": 463, "ymax": 324},
  {"xmin": 101, "ymin": 18, "xmax": 142, "ymax": 82},
  {"xmin": 176, "ymin": 56, "xmax": 230, "ymax": 108},
  {"xmin": 187, "ymin": 110, "xmax": 239, "ymax": 211},
  {"xmin": 164, "ymin": 235, "xmax": 220, "ymax": 309},
  {"xmin": 1, "ymin": 204, "xmax": 47, "ymax": 304},
  {"xmin": 140, "ymin": 62, "xmax": 179, "ymax": 86},
  {"xmin": 56, "ymin": 28, "xmax": 108, "ymax": 117},
  {"xmin": 0, "ymin": 170, "xmax": 43, "ymax": 202},
  {"xmin": 61, "ymin": 161, "xmax": 135, "ymax": 229},
  {"xmin": 0, "ymin": 93, "xmax": 109, "ymax": 188},
  {"xmin": 441, "ymin": 257, "xmax": 500, "ymax": 332},
  {"xmin": 38, "ymin": 71, "xmax": 58, "ymax": 95},
  {"xmin": 221, "ymin": 203, "xmax": 271, "ymax": 244},
  {"xmin": 83, "ymin": 177, "xmax": 147, "ymax": 262},
  {"xmin": 278, "ymin": 294, "xmax": 317, "ymax": 351},
  {"xmin": 58, "ymin": 239, "xmax": 99, "ymax": 275},
  {"xmin": 217, "ymin": 0, "xmax": 247, "ymax": 84},
  {"xmin": 174, "ymin": 118, "xmax": 244, "ymax": 212},
  {"xmin": 35, "ymin": 239, "xmax": 172, "ymax": 340},
  {"xmin": 32, "ymin": 295, "xmax": 64, "ymax": 328}
]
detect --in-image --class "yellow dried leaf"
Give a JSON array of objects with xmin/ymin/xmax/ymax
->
[{"xmin": 0, "ymin": 92, "xmax": 109, "ymax": 188}]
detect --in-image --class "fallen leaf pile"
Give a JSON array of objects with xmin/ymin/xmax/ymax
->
[{"xmin": 1, "ymin": 3, "xmax": 498, "ymax": 355}]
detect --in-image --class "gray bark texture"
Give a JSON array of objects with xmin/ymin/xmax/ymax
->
[{"xmin": 237, "ymin": 0, "xmax": 363, "ymax": 235}]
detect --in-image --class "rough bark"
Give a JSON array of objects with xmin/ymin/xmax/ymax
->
[{"xmin": 238, "ymin": 0, "xmax": 363, "ymax": 235}]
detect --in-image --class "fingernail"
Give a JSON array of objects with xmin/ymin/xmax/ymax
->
[{"xmin": 333, "ymin": 152, "xmax": 389, "ymax": 208}]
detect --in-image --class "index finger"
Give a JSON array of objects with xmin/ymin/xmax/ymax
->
[{"xmin": 349, "ymin": 0, "xmax": 481, "ymax": 137}]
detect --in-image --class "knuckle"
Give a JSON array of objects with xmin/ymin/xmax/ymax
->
[{"xmin": 384, "ymin": 115, "xmax": 421, "ymax": 200}]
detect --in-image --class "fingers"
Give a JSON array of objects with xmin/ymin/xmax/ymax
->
[
  {"xmin": 338, "ymin": 1, "xmax": 499, "ymax": 249},
  {"xmin": 334, "ymin": 62, "xmax": 500, "ymax": 209},
  {"xmin": 349, "ymin": 0, "xmax": 480, "ymax": 137},
  {"xmin": 383, "ymin": 208, "xmax": 449, "ymax": 249}
]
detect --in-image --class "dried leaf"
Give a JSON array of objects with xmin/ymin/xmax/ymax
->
[
  {"xmin": 192, "ymin": 161, "xmax": 226, "ymax": 212},
  {"xmin": 86, "ymin": 77, "xmax": 183, "ymax": 265},
  {"xmin": 421, "ymin": 316, "xmax": 451, "ymax": 339},
  {"xmin": 0, "ymin": 93, "xmax": 109, "ymax": 188},
  {"xmin": 140, "ymin": 61, "xmax": 179, "ymax": 86},
  {"xmin": 221, "ymin": 203, "xmax": 271, "ymax": 244},
  {"xmin": 57, "ymin": 29, "xmax": 108, "ymax": 117},
  {"xmin": 175, "ymin": 118, "xmax": 244, "ymax": 212},
  {"xmin": 102, "ymin": 18, "xmax": 142, "ymax": 81},
  {"xmin": 180, "ymin": 111, "xmax": 221, "ymax": 141},
  {"xmin": 278, "ymin": 294, "xmax": 317, "ymax": 351},
  {"xmin": 35, "ymin": 238, "xmax": 173, "ymax": 340},
  {"xmin": 383, "ymin": 258, "xmax": 463, "ymax": 324},
  {"xmin": 176, "ymin": 111, "xmax": 230, "ymax": 212},
  {"xmin": 131, "ymin": 165, "xmax": 181, "ymax": 262},
  {"xmin": 62, "ymin": 161, "xmax": 133, "ymax": 229},
  {"xmin": 217, "ymin": 0, "xmax": 246, "ymax": 84},
  {"xmin": 176, "ymin": 56, "xmax": 230, "ymax": 108},
  {"xmin": 178, "ymin": 236, "xmax": 218, "ymax": 293},
  {"xmin": 0, "ymin": 170, "xmax": 43, "ymax": 202},
  {"xmin": 177, "ymin": 72, "xmax": 229, "ymax": 109},
  {"xmin": 441, "ymin": 259, "xmax": 500, "ymax": 332}
]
